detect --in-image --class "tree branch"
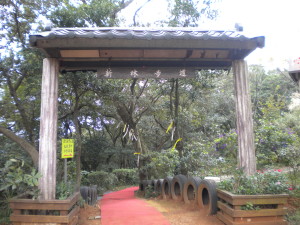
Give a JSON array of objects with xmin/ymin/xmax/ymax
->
[
  {"xmin": 133, "ymin": 0, "xmax": 152, "ymax": 26},
  {"xmin": 137, "ymin": 79, "xmax": 148, "ymax": 100},
  {"xmin": 0, "ymin": 126, "xmax": 38, "ymax": 167}
]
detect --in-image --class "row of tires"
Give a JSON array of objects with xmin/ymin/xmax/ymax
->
[
  {"xmin": 80, "ymin": 185, "xmax": 98, "ymax": 205},
  {"xmin": 139, "ymin": 175, "xmax": 218, "ymax": 215}
]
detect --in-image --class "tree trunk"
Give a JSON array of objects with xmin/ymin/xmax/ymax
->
[
  {"xmin": 38, "ymin": 58, "xmax": 59, "ymax": 200},
  {"xmin": 5, "ymin": 75, "xmax": 35, "ymax": 144},
  {"xmin": 174, "ymin": 79, "xmax": 183, "ymax": 156},
  {"xmin": 73, "ymin": 109, "xmax": 82, "ymax": 191},
  {"xmin": 0, "ymin": 126, "xmax": 39, "ymax": 167},
  {"xmin": 233, "ymin": 60, "xmax": 256, "ymax": 175}
]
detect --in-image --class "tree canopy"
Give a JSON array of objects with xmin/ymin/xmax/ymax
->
[{"xmin": 0, "ymin": 0, "xmax": 298, "ymax": 193}]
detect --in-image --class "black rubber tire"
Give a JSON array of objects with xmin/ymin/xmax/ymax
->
[
  {"xmin": 154, "ymin": 179, "xmax": 164, "ymax": 194},
  {"xmin": 139, "ymin": 179, "xmax": 151, "ymax": 192},
  {"xmin": 90, "ymin": 185, "xmax": 97, "ymax": 205},
  {"xmin": 162, "ymin": 176, "xmax": 173, "ymax": 199},
  {"xmin": 80, "ymin": 186, "xmax": 89, "ymax": 203},
  {"xmin": 197, "ymin": 179, "xmax": 218, "ymax": 215},
  {"xmin": 183, "ymin": 176, "xmax": 202, "ymax": 204},
  {"xmin": 171, "ymin": 174, "xmax": 187, "ymax": 201},
  {"xmin": 151, "ymin": 179, "xmax": 158, "ymax": 191},
  {"xmin": 139, "ymin": 180, "xmax": 144, "ymax": 191}
]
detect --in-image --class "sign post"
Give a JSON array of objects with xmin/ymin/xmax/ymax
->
[{"xmin": 61, "ymin": 139, "xmax": 74, "ymax": 183}]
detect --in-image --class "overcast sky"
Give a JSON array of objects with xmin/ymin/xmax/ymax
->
[{"xmin": 119, "ymin": 0, "xmax": 300, "ymax": 71}]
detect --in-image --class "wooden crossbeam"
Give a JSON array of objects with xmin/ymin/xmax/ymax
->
[{"xmin": 97, "ymin": 67, "xmax": 197, "ymax": 79}]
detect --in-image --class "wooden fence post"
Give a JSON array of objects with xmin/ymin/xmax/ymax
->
[
  {"xmin": 233, "ymin": 60, "xmax": 256, "ymax": 175},
  {"xmin": 38, "ymin": 58, "xmax": 59, "ymax": 200}
]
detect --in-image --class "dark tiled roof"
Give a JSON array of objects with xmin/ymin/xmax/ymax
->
[
  {"xmin": 29, "ymin": 27, "xmax": 265, "ymax": 71},
  {"xmin": 30, "ymin": 27, "xmax": 264, "ymax": 47}
]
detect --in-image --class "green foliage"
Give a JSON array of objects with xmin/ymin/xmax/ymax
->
[
  {"xmin": 56, "ymin": 181, "xmax": 75, "ymax": 200},
  {"xmin": 144, "ymin": 186, "xmax": 160, "ymax": 199},
  {"xmin": 249, "ymin": 66, "xmax": 297, "ymax": 121},
  {"xmin": 286, "ymin": 209, "xmax": 300, "ymax": 225},
  {"xmin": 279, "ymin": 143, "xmax": 300, "ymax": 188},
  {"xmin": 181, "ymin": 141, "xmax": 235, "ymax": 177},
  {"xmin": 139, "ymin": 150, "xmax": 180, "ymax": 179},
  {"xmin": 82, "ymin": 170, "xmax": 118, "ymax": 195},
  {"xmin": 168, "ymin": 0, "xmax": 218, "ymax": 27},
  {"xmin": 218, "ymin": 168, "xmax": 289, "ymax": 195},
  {"xmin": 49, "ymin": 0, "xmax": 127, "ymax": 27},
  {"xmin": 255, "ymin": 95, "xmax": 297, "ymax": 167},
  {"xmin": 240, "ymin": 202, "xmax": 260, "ymax": 211},
  {"xmin": 0, "ymin": 159, "xmax": 41, "ymax": 198},
  {"xmin": 112, "ymin": 168, "xmax": 138, "ymax": 185},
  {"xmin": 0, "ymin": 159, "xmax": 41, "ymax": 223},
  {"xmin": 214, "ymin": 130, "xmax": 238, "ymax": 160},
  {"xmin": 0, "ymin": 191, "xmax": 13, "ymax": 225}
]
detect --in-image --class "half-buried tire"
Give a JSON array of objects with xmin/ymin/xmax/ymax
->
[
  {"xmin": 154, "ymin": 179, "xmax": 164, "ymax": 194},
  {"xmin": 150, "ymin": 179, "xmax": 158, "ymax": 191},
  {"xmin": 139, "ymin": 180, "xmax": 151, "ymax": 192},
  {"xmin": 171, "ymin": 175, "xmax": 187, "ymax": 201},
  {"xmin": 197, "ymin": 179, "xmax": 218, "ymax": 215},
  {"xmin": 162, "ymin": 176, "xmax": 173, "ymax": 199},
  {"xmin": 183, "ymin": 176, "xmax": 202, "ymax": 204}
]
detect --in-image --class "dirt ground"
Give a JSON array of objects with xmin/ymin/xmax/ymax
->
[
  {"xmin": 78, "ymin": 204, "xmax": 101, "ymax": 225},
  {"xmin": 145, "ymin": 198, "xmax": 224, "ymax": 225},
  {"xmin": 78, "ymin": 198, "xmax": 224, "ymax": 225}
]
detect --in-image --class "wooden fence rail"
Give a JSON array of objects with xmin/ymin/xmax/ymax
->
[{"xmin": 9, "ymin": 192, "xmax": 80, "ymax": 225}]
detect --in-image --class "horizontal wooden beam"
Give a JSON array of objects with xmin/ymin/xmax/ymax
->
[
  {"xmin": 35, "ymin": 38, "xmax": 260, "ymax": 51},
  {"xmin": 60, "ymin": 60, "xmax": 232, "ymax": 72},
  {"xmin": 59, "ymin": 49, "xmax": 230, "ymax": 59},
  {"xmin": 97, "ymin": 67, "xmax": 197, "ymax": 79}
]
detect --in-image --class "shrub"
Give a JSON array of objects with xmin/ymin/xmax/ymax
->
[
  {"xmin": 286, "ymin": 208, "xmax": 300, "ymax": 225},
  {"xmin": 218, "ymin": 168, "xmax": 289, "ymax": 195},
  {"xmin": 0, "ymin": 159, "xmax": 41, "ymax": 223},
  {"xmin": 139, "ymin": 150, "xmax": 180, "ymax": 179},
  {"xmin": 0, "ymin": 159, "xmax": 40, "ymax": 198},
  {"xmin": 181, "ymin": 141, "xmax": 236, "ymax": 177},
  {"xmin": 214, "ymin": 130, "xmax": 238, "ymax": 160},
  {"xmin": 112, "ymin": 168, "xmax": 138, "ymax": 185},
  {"xmin": 82, "ymin": 170, "xmax": 118, "ymax": 195},
  {"xmin": 56, "ymin": 181, "xmax": 74, "ymax": 200},
  {"xmin": 279, "ymin": 143, "xmax": 300, "ymax": 188},
  {"xmin": 144, "ymin": 186, "xmax": 160, "ymax": 199}
]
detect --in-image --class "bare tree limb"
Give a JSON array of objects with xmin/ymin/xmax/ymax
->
[
  {"xmin": 0, "ymin": 126, "xmax": 38, "ymax": 167},
  {"xmin": 137, "ymin": 79, "xmax": 148, "ymax": 99},
  {"xmin": 133, "ymin": 0, "xmax": 152, "ymax": 26}
]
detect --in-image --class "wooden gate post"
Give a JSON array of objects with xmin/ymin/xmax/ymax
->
[
  {"xmin": 233, "ymin": 60, "xmax": 256, "ymax": 175},
  {"xmin": 38, "ymin": 58, "xmax": 59, "ymax": 200}
]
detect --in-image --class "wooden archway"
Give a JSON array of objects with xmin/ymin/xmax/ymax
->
[{"xmin": 30, "ymin": 27, "xmax": 265, "ymax": 199}]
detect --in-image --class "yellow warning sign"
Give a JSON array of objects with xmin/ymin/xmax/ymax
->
[{"xmin": 61, "ymin": 139, "xmax": 74, "ymax": 158}]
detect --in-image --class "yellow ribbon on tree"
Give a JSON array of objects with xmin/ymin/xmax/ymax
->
[
  {"xmin": 166, "ymin": 121, "xmax": 173, "ymax": 133},
  {"xmin": 171, "ymin": 138, "xmax": 182, "ymax": 151}
]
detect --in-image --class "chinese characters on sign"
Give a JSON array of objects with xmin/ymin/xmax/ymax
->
[
  {"xmin": 97, "ymin": 67, "xmax": 196, "ymax": 79},
  {"xmin": 61, "ymin": 139, "xmax": 74, "ymax": 158}
]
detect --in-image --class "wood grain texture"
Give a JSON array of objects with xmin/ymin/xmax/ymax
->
[
  {"xmin": 9, "ymin": 192, "xmax": 80, "ymax": 225},
  {"xmin": 38, "ymin": 58, "xmax": 59, "ymax": 200},
  {"xmin": 233, "ymin": 60, "xmax": 256, "ymax": 175},
  {"xmin": 217, "ymin": 189, "xmax": 288, "ymax": 225}
]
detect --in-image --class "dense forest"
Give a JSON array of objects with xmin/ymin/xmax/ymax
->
[{"xmin": 1, "ymin": 0, "xmax": 300, "ymax": 223}]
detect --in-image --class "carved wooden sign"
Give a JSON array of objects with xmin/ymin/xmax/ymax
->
[{"xmin": 97, "ymin": 67, "xmax": 197, "ymax": 79}]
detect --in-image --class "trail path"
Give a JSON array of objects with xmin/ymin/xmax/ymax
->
[{"xmin": 101, "ymin": 186, "xmax": 170, "ymax": 225}]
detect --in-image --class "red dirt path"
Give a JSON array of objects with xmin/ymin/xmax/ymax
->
[{"xmin": 101, "ymin": 187, "xmax": 170, "ymax": 225}]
